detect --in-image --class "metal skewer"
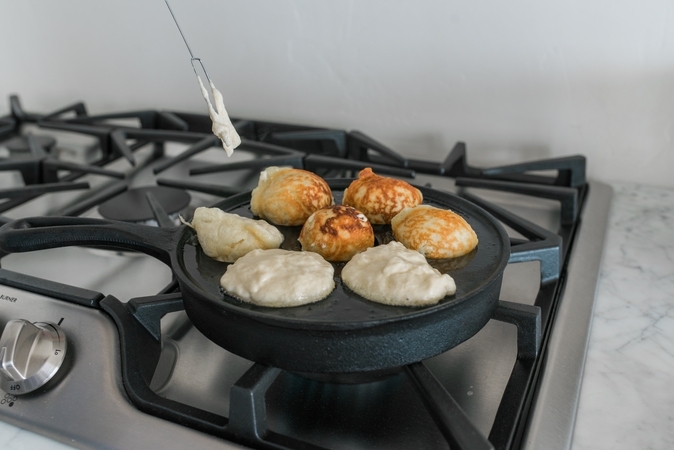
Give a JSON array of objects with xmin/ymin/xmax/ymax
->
[
  {"xmin": 164, "ymin": 0, "xmax": 213, "ymax": 88},
  {"xmin": 163, "ymin": 0, "xmax": 241, "ymax": 156}
]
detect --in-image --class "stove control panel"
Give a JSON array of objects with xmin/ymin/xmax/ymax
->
[{"xmin": 0, "ymin": 320, "xmax": 67, "ymax": 395}]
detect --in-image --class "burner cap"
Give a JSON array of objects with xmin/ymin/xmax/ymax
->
[
  {"xmin": 4, "ymin": 135, "xmax": 57, "ymax": 153},
  {"xmin": 98, "ymin": 186, "xmax": 191, "ymax": 222}
]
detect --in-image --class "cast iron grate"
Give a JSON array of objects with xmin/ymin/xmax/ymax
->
[{"xmin": 96, "ymin": 291, "xmax": 541, "ymax": 450}]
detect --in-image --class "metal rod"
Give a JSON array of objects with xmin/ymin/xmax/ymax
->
[
  {"xmin": 164, "ymin": 0, "xmax": 195, "ymax": 59},
  {"xmin": 164, "ymin": 0, "xmax": 213, "ymax": 84}
]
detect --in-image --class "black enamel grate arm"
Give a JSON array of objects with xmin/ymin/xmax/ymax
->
[
  {"xmin": 488, "ymin": 301, "xmax": 542, "ymax": 450},
  {"xmin": 189, "ymin": 153, "xmax": 415, "ymax": 179},
  {"xmin": 0, "ymin": 182, "xmax": 90, "ymax": 199},
  {"xmin": 42, "ymin": 159, "xmax": 125, "ymax": 182},
  {"xmin": 228, "ymin": 364, "xmax": 282, "ymax": 443},
  {"xmin": 153, "ymin": 135, "xmax": 219, "ymax": 174},
  {"xmin": 0, "ymin": 116, "xmax": 16, "ymax": 137},
  {"xmin": 190, "ymin": 154, "xmax": 305, "ymax": 175},
  {"xmin": 404, "ymin": 361, "xmax": 495, "ymax": 450},
  {"xmin": 127, "ymin": 293, "xmax": 184, "ymax": 341},
  {"xmin": 145, "ymin": 191, "xmax": 176, "ymax": 228},
  {"xmin": 492, "ymin": 301, "xmax": 542, "ymax": 360},
  {"xmin": 100, "ymin": 294, "xmax": 329, "ymax": 449},
  {"xmin": 39, "ymin": 120, "xmax": 119, "ymax": 161},
  {"xmin": 0, "ymin": 268, "xmax": 104, "ymax": 307},
  {"xmin": 270, "ymin": 129, "xmax": 348, "ymax": 157},
  {"xmin": 482, "ymin": 155, "xmax": 586, "ymax": 188},
  {"xmin": 54, "ymin": 182, "xmax": 128, "ymax": 217},
  {"xmin": 462, "ymin": 192, "xmax": 562, "ymax": 283},
  {"xmin": 10, "ymin": 95, "xmax": 44, "ymax": 123},
  {"xmin": 156, "ymin": 178, "xmax": 242, "ymax": 198},
  {"xmin": 456, "ymin": 177, "xmax": 580, "ymax": 225},
  {"xmin": 304, "ymin": 154, "xmax": 415, "ymax": 178},
  {"xmin": 347, "ymin": 130, "xmax": 409, "ymax": 167}
]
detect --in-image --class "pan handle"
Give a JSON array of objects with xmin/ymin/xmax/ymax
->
[{"xmin": 0, "ymin": 216, "xmax": 180, "ymax": 265}]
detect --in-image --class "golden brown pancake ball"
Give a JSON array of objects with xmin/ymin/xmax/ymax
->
[
  {"xmin": 250, "ymin": 167, "xmax": 334, "ymax": 226},
  {"xmin": 391, "ymin": 205, "xmax": 478, "ymax": 258},
  {"xmin": 299, "ymin": 205, "xmax": 375, "ymax": 261},
  {"xmin": 342, "ymin": 168, "xmax": 422, "ymax": 224}
]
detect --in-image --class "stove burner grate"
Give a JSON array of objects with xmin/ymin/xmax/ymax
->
[
  {"xmin": 0, "ymin": 93, "xmax": 593, "ymax": 450},
  {"xmin": 99, "ymin": 291, "xmax": 541, "ymax": 450},
  {"xmin": 3, "ymin": 135, "xmax": 56, "ymax": 153}
]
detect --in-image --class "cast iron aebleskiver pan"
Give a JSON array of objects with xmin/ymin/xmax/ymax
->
[{"xmin": 0, "ymin": 179, "xmax": 510, "ymax": 373}]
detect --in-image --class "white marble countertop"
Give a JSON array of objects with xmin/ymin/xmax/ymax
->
[
  {"xmin": 0, "ymin": 181, "xmax": 672, "ymax": 449},
  {"xmin": 572, "ymin": 182, "xmax": 674, "ymax": 450}
]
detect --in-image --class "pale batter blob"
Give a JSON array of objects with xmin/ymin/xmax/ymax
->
[
  {"xmin": 220, "ymin": 249, "xmax": 335, "ymax": 307},
  {"xmin": 341, "ymin": 241, "xmax": 456, "ymax": 306}
]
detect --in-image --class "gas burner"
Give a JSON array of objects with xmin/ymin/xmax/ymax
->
[
  {"xmin": 3, "ymin": 134, "xmax": 56, "ymax": 153},
  {"xmin": 98, "ymin": 186, "xmax": 190, "ymax": 223}
]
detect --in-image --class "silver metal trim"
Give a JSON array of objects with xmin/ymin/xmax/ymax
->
[
  {"xmin": 0, "ymin": 320, "xmax": 67, "ymax": 395},
  {"xmin": 522, "ymin": 180, "xmax": 613, "ymax": 450}
]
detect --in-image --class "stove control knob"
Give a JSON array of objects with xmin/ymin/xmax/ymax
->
[{"xmin": 0, "ymin": 320, "xmax": 67, "ymax": 395}]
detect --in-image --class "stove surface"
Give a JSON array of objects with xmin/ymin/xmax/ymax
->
[{"xmin": 0, "ymin": 97, "xmax": 612, "ymax": 450}]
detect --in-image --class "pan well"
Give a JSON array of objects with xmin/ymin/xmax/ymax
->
[{"xmin": 178, "ymin": 183, "xmax": 509, "ymax": 325}]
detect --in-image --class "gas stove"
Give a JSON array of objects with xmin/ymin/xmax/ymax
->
[{"xmin": 0, "ymin": 95, "xmax": 611, "ymax": 449}]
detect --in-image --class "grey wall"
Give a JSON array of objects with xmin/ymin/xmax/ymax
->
[{"xmin": 2, "ymin": 0, "xmax": 673, "ymax": 187}]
